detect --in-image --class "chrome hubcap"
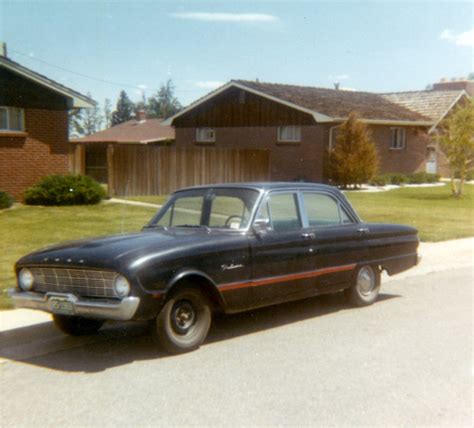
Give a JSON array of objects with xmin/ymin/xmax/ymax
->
[
  {"xmin": 357, "ymin": 267, "xmax": 375, "ymax": 296},
  {"xmin": 172, "ymin": 301, "xmax": 196, "ymax": 333}
]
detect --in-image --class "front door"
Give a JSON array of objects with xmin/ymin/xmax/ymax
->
[
  {"xmin": 426, "ymin": 147, "xmax": 438, "ymax": 174},
  {"xmin": 249, "ymin": 191, "xmax": 311, "ymax": 307}
]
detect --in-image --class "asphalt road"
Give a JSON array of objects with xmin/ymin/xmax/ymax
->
[{"xmin": 1, "ymin": 267, "xmax": 472, "ymax": 427}]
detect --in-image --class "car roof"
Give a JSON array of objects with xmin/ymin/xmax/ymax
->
[{"xmin": 175, "ymin": 182, "xmax": 341, "ymax": 194}]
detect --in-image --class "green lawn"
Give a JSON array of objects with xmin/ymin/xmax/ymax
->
[
  {"xmin": 345, "ymin": 184, "xmax": 474, "ymax": 242},
  {"xmin": 0, "ymin": 203, "xmax": 157, "ymax": 309}
]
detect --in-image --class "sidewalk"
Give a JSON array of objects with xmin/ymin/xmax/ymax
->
[{"xmin": 1, "ymin": 238, "xmax": 472, "ymax": 334}]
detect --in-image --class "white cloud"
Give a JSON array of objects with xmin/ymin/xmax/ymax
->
[
  {"xmin": 195, "ymin": 81, "xmax": 225, "ymax": 89},
  {"xmin": 170, "ymin": 12, "xmax": 278, "ymax": 23},
  {"xmin": 440, "ymin": 28, "xmax": 474, "ymax": 47},
  {"xmin": 137, "ymin": 84, "xmax": 147, "ymax": 90}
]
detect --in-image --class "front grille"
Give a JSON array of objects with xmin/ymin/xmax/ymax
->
[{"xmin": 31, "ymin": 267, "xmax": 117, "ymax": 298}]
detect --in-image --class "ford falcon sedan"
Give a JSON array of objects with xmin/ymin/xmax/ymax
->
[{"xmin": 10, "ymin": 183, "xmax": 420, "ymax": 354}]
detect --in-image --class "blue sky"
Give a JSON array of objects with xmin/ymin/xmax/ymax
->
[{"xmin": 1, "ymin": 1, "xmax": 472, "ymax": 109}]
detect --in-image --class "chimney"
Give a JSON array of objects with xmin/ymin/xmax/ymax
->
[
  {"xmin": 432, "ymin": 80, "xmax": 474, "ymax": 96},
  {"xmin": 0, "ymin": 42, "xmax": 7, "ymax": 57},
  {"xmin": 334, "ymin": 82, "xmax": 340, "ymax": 90},
  {"xmin": 136, "ymin": 109, "xmax": 146, "ymax": 122}
]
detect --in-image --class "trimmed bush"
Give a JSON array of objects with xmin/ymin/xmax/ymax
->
[
  {"xmin": 369, "ymin": 175, "xmax": 389, "ymax": 186},
  {"xmin": 406, "ymin": 172, "xmax": 440, "ymax": 184},
  {"xmin": 385, "ymin": 173, "xmax": 408, "ymax": 185},
  {"xmin": 0, "ymin": 191, "xmax": 13, "ymax": 209},
  {"xmin": 24, "ymin": 175, "xmax": 106, "ymax": 206}
]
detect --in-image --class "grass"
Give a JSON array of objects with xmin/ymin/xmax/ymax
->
[
  {"xmin": 0, "ymin": 202, "xmax": 157, "ymax": 309},
  {"xmin": 345, "ymin": 184, "xmax": 474, "ymax": 242}
]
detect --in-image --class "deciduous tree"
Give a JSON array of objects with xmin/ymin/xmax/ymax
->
[
  {"xmin": 147, "ymin": 80, "xmax": 182, "ymax": 118},
  {"xmin": 438, "ymin": 100, "xmax": 474, "ymax": 197}
]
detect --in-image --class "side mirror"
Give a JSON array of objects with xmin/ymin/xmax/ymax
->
[{"xmin": 252, "ymin": 218, "xmax": 271, "ymax": 235}]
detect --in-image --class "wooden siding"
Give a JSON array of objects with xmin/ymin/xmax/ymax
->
[
  {"xmin": 0, "ymin": 68, "xmax": 69, "ymax": 110},
  {"xmin": 173, "ymin": 86, "xmax": 315, "ymax": 128},
  {"xmin": 109, "ymin": 146, "xmax": 269, "ymax": 196}
]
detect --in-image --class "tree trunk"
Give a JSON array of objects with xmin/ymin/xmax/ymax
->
[{"xmin": 450, "ymin": 173, "xmax": 458, "ymax": 197}]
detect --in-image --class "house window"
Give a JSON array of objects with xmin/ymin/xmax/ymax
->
[
  {"xmin": 196, "ymin": 127, "xmax": 215, "ymax": 143},
  {"xmin": 390, "ymin": 128, "xmax": 406, "ymax": 150},
  {"xmin": 278, "ymin": 126, "xmax": 301, "ymax": 143},
  {"xmin": 0, "ymin": 107, "xmax": 24, "ymax": 132}
]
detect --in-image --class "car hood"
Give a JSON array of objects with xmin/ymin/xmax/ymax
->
[{"xmin": 16, "ymin": 229, "xmax": 240, "ymax": 271}]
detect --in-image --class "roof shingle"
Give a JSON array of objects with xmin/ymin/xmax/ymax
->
[
  {"xmin": 234, "ymin": 80, "xmax": 431, "ymax": 122},
  {"xmin": 73, "ymin": 118, "xmax": 175, "ymax": 144}
]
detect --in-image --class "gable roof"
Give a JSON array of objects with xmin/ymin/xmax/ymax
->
[
  {"xmin": 381, "ymin": 90, "xmax": 466, "ymax": 122},
  {"xmin": 73, "ymin": 118, "xmax": 174, "ymax": 144},
  {"xmin": 168, "ymin": 80, "xmax": 433, "ymax": 126},
  {"xmin": 0, "ymin": 55, "xmax": 95, "ymax": 108}
]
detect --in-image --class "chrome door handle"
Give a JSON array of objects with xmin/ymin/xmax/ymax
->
[
  {"xmin": 301, "ymin": 232, "xmax": 316, "ymax": 240},
  {"xmin": 357, "ymin": 227, "xmax": 369, "ymax": 234}
]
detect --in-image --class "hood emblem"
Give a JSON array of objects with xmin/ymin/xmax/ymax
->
[{"xmin": 221, "ymin": 263, "xmax": 244, "ymax": 271}]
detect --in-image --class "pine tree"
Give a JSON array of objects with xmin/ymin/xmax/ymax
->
[
  {"xmin": 148, "ymin": 80, "xmax": 182, "ymax": 118},
  {"xmin": 111, "ymin": 90, "xmax": 135, "ymax": 126},
  {"xmin": 68, "ymin": 109, "xmax": 85, "ymax": 138},
  {"xmin": 327, "ymin": 112, "xmax": 379, "ymax": 188},
  {"xmin": 438, "ymin": 100, "xmax": 474, "ymax": 197}
]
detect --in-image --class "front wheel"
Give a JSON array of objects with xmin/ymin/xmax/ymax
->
[
  {"xmin": 152, "ymin": 287, "xmax": 212, "ymax": 354},
  {"xmin": 344, "ymin": 265, "xmax": 381, "ymax": 307},
  {"xmin": 52, "ymin": 314, "xmax": 104, "ymax": 336}
]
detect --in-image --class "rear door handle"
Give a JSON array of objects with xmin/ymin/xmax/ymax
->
[{"xmin": 301, "ymin": 232, "xmax": 316, "ymax": 240}]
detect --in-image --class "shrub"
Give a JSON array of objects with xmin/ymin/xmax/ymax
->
[
  {"xmin": 386, "ymin": 173, "xmax": 408, "ymax": 185},
  {"xmin": 0, "ymin": 191, "xmax": 13, "ymax": 209},
  {"xmin": 406, "ymin": 172, "xmax": 440, "ymax": 184},
  {"xmin": 24, "ymin": 175, "xmax": 106, "ymax": 206},
  {"xmin": 369, "ymin": 175, "xmax": 388, "ymax": 186}
]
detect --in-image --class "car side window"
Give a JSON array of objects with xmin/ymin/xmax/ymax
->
[
  {"xmin": 209, "ymin": 196, "xmax": 250, "ymax": 229},
  {"xmin": 303, "ymin": 192, "xmax": 353, "ymax": 227},
  {"xmin": 158, "ymin": 196, "xmax": 204, "ymax": 227},
  {"xmin": 264, "ymin": 192, "xmax": 302, "ymax": 232}
]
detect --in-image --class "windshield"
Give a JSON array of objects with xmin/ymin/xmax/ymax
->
[{"xmin": 150, "ymin": 187, "xmax": 260, "ymax": 230}]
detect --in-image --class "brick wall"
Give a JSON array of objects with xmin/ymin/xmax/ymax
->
[
  {"xmin": 369, "ymin": 125, "xmax": 429, "ymax": 174},
  {"xmin": 0, "ymin": 108, "xmax": 70, "ymax": 200},
  {"xmin": 175, "ymin": 125, "xmax": 328, "ymax": 182}
]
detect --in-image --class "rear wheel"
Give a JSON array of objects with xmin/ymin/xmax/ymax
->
[
  {"xmin": 52, "ymin": 314, "xmax": 104, "ymax": 336},
  {"xmin": 344, "ymin": 265, "xmax": 380, "ymax": 307},
  {"xmin": 152, "ymin": 286, "xmax": 212, "ymax": 354}
]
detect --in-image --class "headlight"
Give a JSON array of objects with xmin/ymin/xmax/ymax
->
[
  {"xmin": 19, "ymin": 268, "xmax": 34, "ymax": 291},
  {"xmin": 114, "ymin": 275, "xmax": 130, "ymax": 297}
]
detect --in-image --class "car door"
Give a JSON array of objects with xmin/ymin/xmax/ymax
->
[
  {"xmin": 299, "ymin": 191, "xmax": 369, "ymax": 290},
  {"xmin": 248, "ymin": 190, "xmax": 314, "ymax": 308}
]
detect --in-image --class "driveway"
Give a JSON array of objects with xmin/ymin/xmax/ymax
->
[{"xmin": 0, "ymin": 239, "xmax": 472, "ymax": 426}]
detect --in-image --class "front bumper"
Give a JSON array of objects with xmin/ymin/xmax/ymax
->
[{"xmin": 9, "ymin": 289, "xmax": 140, "ymax": 321}]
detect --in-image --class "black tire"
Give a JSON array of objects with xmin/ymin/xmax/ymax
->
[
  {"xmin": 152, "ymin": 286, "xmax": 212, "ymax": 354},
  {"xmin": 52, "ymin": 314, "xmax": 104, "ymax": 336},
  {"xmin": 344, "ymin": 265, "xmax": 381, "ymax": 307}
]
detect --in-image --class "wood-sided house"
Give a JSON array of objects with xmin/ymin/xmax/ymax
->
[
  {"xmin": 0, "ymin": 44, "xmax": 95, "ymax": 199},
  {"xmin": 168, "ymin": 80, "xmax": 471, "ymax": 182}
]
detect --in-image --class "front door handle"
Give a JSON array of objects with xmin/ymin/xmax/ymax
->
[
  {"xmin": 301, "ymin": 232, "xmax": 316, "ymax": 240},
  {"xmin": 357, "ymin": 227, "xmax": 369, "ymax": 234}
]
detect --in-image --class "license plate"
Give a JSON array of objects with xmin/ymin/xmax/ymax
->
[{"xmin": 49, "ymin": 297, "xmax": 75, "ymax": 315}]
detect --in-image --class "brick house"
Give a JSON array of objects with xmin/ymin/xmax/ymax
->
[
  {"xmin": 0, "ymin": 44, "xmax": 95, "ymax": 200},
  {"xmin": 168, "ymin": 80, "xmax": 470, "ymax": 181}
]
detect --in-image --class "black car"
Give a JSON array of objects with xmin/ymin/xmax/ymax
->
[{"xmin": 11, "ymin": 183, "xmax": 420, "ymax": 354}]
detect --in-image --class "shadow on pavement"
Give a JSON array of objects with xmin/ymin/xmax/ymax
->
[{"xmin": 0, "ymin": 292, "xmax": 399, "ymax": 373}]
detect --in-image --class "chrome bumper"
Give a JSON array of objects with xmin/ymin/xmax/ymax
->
[{"xmin": 9, "ymin": 290, "xmax": 140, "ymax": 321}]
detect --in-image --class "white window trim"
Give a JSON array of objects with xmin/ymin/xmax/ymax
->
[
  {"xmin": 195, "ymin": 127, "xmax": 216, "ymax": 143},
  {"xmin": 277, "ymin": 126, "xmax": 302, "ymax": 143},
  {"xmin": 390, "ymin": 127, "xmax": 406, "ymax": 150},
  {"xmin": 0, "ymin": 106, "xmax": 25, "ymax": 132}
]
